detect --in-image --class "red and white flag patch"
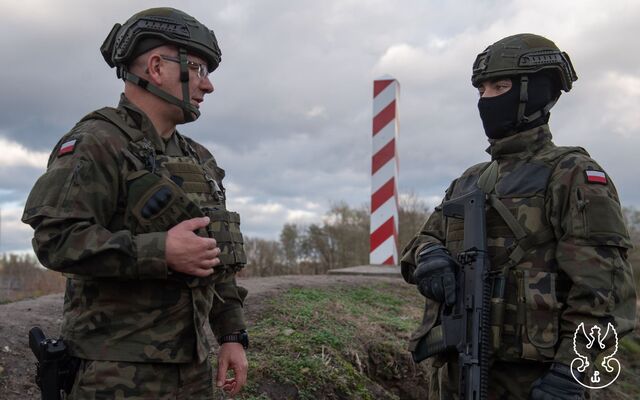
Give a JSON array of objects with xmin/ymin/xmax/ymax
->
[
  {"xmin": 58, "ymin": 139, "xmax": 77, "ymax": 157},
  {"xmin": 585, "ymin": 170, "xmax": 607, "ymax": 185}
]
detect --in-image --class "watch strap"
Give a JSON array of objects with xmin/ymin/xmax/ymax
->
[{"xmin": 218, "ymin": 330, "xmax": 248, "ymax": 349}]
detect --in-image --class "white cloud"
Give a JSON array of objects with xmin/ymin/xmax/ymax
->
[
  {"xmin": 305, "ymin": 106, "xmax": 327, "ymax": 119},
  {"xmin": 226, "ymin": 195, "xmax": 323, "ymax": 239},
  {"xmin": 597, "ymin": 72, "xmax": 640, "ymax": 136},
  {"xmin": 217, "ymin": 3, "xmax": 251, "ymax": 25},
  {"xmin": 286, "ymin": 209, "xmax": 320, "ymax": 223},
  {"xmin": 0, "ymin": 202, "xmax": 33, "ymax": 253},
  {"xmin": 398, "ymin": 192, "xmax": 442, "ymax": 211},
  {"xmin": 0, "ymin": 136, "xmax": 48, "ymax": 169}
]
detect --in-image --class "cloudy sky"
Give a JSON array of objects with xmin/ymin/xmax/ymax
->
[{"xmin": 1, "ymin": 0, "xmax": 639, "ymax": 253}]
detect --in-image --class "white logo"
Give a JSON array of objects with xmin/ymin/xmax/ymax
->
[{"xmin": 570, "ymin": 322, "xmax": 621, "ymax": 389}]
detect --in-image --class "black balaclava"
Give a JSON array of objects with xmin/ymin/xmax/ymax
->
[{"xmin": 478, "ymin": 72, "xmax": 560, "ymax": 139}]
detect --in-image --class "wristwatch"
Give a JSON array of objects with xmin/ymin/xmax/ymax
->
[{"xmin": 218, "ymin": 330, "xmax": 249, "ymax": 349}]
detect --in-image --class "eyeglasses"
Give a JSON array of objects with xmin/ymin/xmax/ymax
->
[{"xmin": 160, "ymin": 55, "xmax": 209, "ymax": 79}]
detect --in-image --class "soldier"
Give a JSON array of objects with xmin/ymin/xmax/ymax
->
[
  {"xmin": 22, "ymin": 8, "xmax": 249, "ymax": 399},
  {"xmin": 401, "ymin": 34, "xmax": 636, "ymax": 399}
]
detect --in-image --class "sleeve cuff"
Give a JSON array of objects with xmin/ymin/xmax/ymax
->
[
  {"xmin": 211, "ymin": 307, "xmax": 247, "ymax": 338},
  {"xmin": 134, "ymin": 232, "xmax": 168, "ymax": 279}
]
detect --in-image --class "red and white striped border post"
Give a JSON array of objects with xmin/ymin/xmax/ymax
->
[{"xmin": 370, "ymin": 75, "xmax": 399, "ymax": 265}]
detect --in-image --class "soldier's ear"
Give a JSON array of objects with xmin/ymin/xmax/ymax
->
[{"xmin": 145, "ymin": 53, "xmax": 165, "ymax": 85}]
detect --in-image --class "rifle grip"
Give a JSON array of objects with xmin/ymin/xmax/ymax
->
[{"xmin": 29, "ymin": 327, "xmax": 46, "ymax": 360}]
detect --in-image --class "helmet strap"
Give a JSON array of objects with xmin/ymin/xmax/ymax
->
[
  {"xmin": 177, "ymin": 48, "xmax": 196, "ymax": 122},
  {"xmin": 121, "ymin": 47, "xmax": 200, "ymax": 123},
  {"xmin": 516, "ymin": 75, "xmax": 558, "ymax": 127},
  {"xmin": 516, "ymin": 75, "xmax": 529, "ymax": 126}
]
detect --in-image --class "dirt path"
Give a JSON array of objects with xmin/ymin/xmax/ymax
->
[{"xmin": 0, "ymin": 274, "xmax": 400, "ymax": 399}]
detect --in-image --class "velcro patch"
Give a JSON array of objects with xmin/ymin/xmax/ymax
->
[
  {"xmin": 585, "ymin": 170, "xmax": 607, "ymax": 185},
  {"xmin": 58, "ymin": 139, "xmax": 77, "ymax": 157}
]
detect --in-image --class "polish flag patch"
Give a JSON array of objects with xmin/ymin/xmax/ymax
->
[
  {"xmin": 585, "ymin": 170, "xmax": 607, "ymax": 185},
  {"xmin": 58, "ymin": 139, "xmax": 77, "ymax": 157}
]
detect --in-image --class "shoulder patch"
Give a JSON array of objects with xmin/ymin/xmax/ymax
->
[
  {"xmin": 585, "ymin": 170, "xmax": 607, "ymax": 185},
  {"xmin": 57, "ymin": 139, "xmax": 77, "ymax": 157}
]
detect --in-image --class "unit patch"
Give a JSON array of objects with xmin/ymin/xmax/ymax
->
[
  {"xmin": 585, "ymin": 170, "xmax": 607, "ymax": 185},
  {"xmin": 58, "ymin": 139, "xmax": 77, "ymax": 157}
]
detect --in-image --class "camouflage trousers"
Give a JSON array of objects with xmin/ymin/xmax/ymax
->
[
  {"xmin": 428, "ymin": 358, "xmax": 550, "ymax": 400},
  {"xmin": 67, "ymin": 357, "xmax": 215, "ymax": 400}
]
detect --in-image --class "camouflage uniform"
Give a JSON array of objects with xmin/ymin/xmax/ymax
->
[
  {"xmin": 22, "ymin": 96, "xmax": 248, "ymax": 398},
  {"xmin": 401, "ymin": 125, "xmax": 636, "ymax": 399}
]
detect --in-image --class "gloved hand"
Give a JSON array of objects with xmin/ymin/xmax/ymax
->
[
  {"xmin": 413, "ymin": 244, "xmax": 458, "ymax": 306},
  {"xmin": 529, "ymin": 363, "xmax": 585, "ymax": 400}
]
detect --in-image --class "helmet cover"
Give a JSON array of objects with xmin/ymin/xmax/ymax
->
[{"xmin": 471, "ymin": 33, "xmax": 577, "ymax": 91}]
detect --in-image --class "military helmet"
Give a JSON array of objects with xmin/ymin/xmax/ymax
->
[
  {"xmin": 101, "ymin": 7, "xmax": 221, "ymax": 73},
  {"xmin": 471, "ymin": 33, "xmax": 577, "ymax": 92}
]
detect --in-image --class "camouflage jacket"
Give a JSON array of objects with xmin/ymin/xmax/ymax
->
[
  {"xmin": 401, "ymin": 125, "xmax": 636, "ymax": 365},
  {"xmin": 22, "ymin": 95, "xmax": 247, "ymax": 363}
]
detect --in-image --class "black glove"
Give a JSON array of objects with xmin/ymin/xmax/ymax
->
[
  {"xmin": 413, "ymin": 244, "xmax": 457, "ymax": 306},
  {"xmin": 529, "ymin": 363, "xmax": 585, "ymax": 400}
]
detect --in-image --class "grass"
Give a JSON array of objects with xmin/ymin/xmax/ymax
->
[
  {"xmin": 221, "ymin": 282, "xmax": 640, "ymax": 400},
  {"xmin": 229, "ymin": 283, "xmax": 428, "ymax": 400}
]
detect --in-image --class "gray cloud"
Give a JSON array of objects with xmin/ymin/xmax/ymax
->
[{"xmin": 1, "ymin": 0, "xmax": 639, "ymax": 252}]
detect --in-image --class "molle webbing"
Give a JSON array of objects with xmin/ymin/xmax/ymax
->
[
  {"xmin": 165, "ymin": 162, "xmax": 212, "ymax": 194},
  {"xmin": 204, "ymin": 209, "xmax": 246, "ymax": 266},
  {"xmin": 163, "ymin": 159, "xmax": 243, "ymax": 267}
]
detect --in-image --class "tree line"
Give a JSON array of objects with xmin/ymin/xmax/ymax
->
[
  {"xmin": 240, "ymin": 201, "xmax": 640, "ymax": 284},
  {"xmin": 1, "ymin": 200, "xmax": 639, "ymax": 299},
  {"xmin": 239, "ymin": 193, "xmax": 430, "ymax": 277},
  {"xmin": 0, "ymin": 253, "xmax": 65, "ymax": 303}
]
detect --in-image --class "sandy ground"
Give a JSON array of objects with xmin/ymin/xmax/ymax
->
[{"xmin": 0, "ymin": 274, "xmax": 400, "ymax": 399}]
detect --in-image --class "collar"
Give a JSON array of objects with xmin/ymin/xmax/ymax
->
[
  {"xmin": 485, "ymin": 124, "xmax": 553, "ymax": 160},
  {"xmin": 117, "ymin": 94, "xmax": 179, "ymax": 154}
]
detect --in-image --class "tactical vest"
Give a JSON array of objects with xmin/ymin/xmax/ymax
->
[
  {"xmin": 45, "ymin": 107, "xmax": 247, "ymax": 363},
  {"xmin": 85, "ymin": 107, "xmax": 247, "ymax": 286},
  {"xmin": 444, "ymin": 144, "xmax": 587, "ymax": 362}
]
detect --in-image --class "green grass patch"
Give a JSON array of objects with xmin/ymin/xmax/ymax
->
[
  {"xmin": 231, "ymin": 282, "xmax": 427, "ymax": 400},
  {"xmin": 619, "ymin": 335, "xmax": 640, "ymax": 355}
]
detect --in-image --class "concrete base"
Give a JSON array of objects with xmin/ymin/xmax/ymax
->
[{"xmin": 328, "ymin": 265, "xmax": 401, "ymax": 277}]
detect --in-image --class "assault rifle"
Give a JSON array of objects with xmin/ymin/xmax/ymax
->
[{"xmin": 413, "ymin": 187, "xmax": 491, "ymax": 400}]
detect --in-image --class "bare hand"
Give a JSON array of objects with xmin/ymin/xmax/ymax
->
[
  {"xmin": 165, "ymin": 217, "xmax": 220, "ymax": 277},
  {"xmin": 216, "ymin": 342, "xmax": 248, "ymax": 396}
]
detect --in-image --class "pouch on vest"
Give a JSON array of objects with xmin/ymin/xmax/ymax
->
[
  {"xmin": 202, "ymin": 208, "xmax": 247, "ymax": 270},
  {"xmin": 126, "ymin": 170, "xmax": 206, "ymax": 236},
  {"xmin": 570, "ymin": 185, "xmax": 633, "ymax": 248},
  {"xmin": 126, "ymin": 170, "xmax": 225, "ymax": 287},
  {"xmin": 519, "ymin": 269, "xmax": 561, "ymax": 360}
]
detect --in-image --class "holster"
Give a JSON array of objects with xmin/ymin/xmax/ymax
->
[{"xmin": 29, "ymin": 327, "xmax": 80, "ymax": 400}]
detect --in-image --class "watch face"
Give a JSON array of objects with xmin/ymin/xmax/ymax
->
[{"xmin": 240, "ymin": 331, "xmax": 249, "ymax": 349}]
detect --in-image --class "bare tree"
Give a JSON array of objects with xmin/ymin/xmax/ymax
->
[
  {"xmin": 242, "ymin": 237, "xmax": 287, "ymax": 277},
  {"xmin": 0, "ymin": 254, "xmax": 65, "ymax": 302},
  {"xmin": 398, "ymin": 192, "xmax": 431, "ymax": 252},
  {"xmin": 280, "ymin": 223, "xmax": 301, "ymax": 268}
]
